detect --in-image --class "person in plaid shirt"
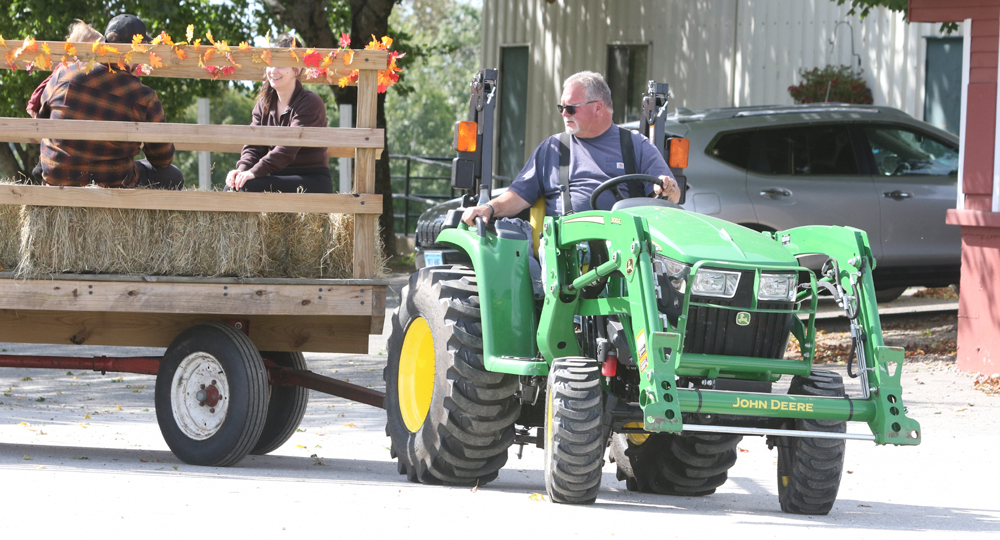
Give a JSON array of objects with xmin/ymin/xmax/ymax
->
[{"xmin": 37, "ymin": 14, "xmax": 183, "ymax": 189}]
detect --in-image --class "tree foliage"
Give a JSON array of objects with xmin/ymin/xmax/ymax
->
[{"xmin": 835, "ymin": 0, "xmax": 958, "ymax": 33}]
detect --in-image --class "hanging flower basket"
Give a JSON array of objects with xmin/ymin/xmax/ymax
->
[{"xmin": 788, "ymin": 65, "xmax": 873, "ymax": 105}]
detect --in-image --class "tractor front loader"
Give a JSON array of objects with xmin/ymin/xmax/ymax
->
[{"xmin": 384, "ymin": 70, "xmax": 921, "ymax": 514}]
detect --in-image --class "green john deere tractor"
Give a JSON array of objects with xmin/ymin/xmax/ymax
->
[{"xmin": 384, "ymin": 70, "xmax": 921, "ymax": 514}]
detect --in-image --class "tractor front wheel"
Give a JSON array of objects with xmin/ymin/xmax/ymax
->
[
  {"xmin": 384, "ymin": 265, "xmax": 520, "ymax": 486},
  {"xmin": 776, "ymin": 369, "xmax": 847, "ymax": 515},
  {"xmin": 544, "ymin": 357, "xmax": 605, "ymax": 504}
]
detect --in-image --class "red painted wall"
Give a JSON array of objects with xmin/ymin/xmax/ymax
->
[{"xmin": 913, "ymin": 0, "xmax": 1000, "ymax": 374}]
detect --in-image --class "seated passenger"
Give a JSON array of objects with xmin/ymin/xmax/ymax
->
[
  {"xmin": 37, "ymin": 14, "xmax": 184, "ymax": 189},
  {"xmin": 226, "ymin": 35, "xmax": 332, "ymax": 193},
  {"xmin": 26, "ymin": 20, "xmax": 103, "ymax": 119}
]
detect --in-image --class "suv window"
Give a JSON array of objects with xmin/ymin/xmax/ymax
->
[
  {"xmin": 709, "ymin": 125, "xmax": 859, "ymax": 175},
  {"xmin": 748, "ymin": 125, "xmax": 858, "ymax": 175},
  {"xmin": 862, "ymin": 126, "xmax": 958, "ymax": 176},
  {"xmin": 709, "ymin": 131, "xmax": 754, "ymax": 169}
]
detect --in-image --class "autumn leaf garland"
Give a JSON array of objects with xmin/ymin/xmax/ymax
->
[{"xmin": 0, "ymin": 27, "xmax": 401, "ymax": 92}]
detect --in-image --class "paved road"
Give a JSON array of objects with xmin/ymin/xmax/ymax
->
[{"xmin": 1, "ymin": 279, "xmax": 996, "ymax": 537}]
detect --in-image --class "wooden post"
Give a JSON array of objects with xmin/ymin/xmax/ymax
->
[{"xmin": 354, "ymin": 70, "xmax": 379, "ymax": 279}]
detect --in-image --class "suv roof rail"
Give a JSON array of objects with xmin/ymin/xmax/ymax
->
[{"xmin": 734, "ymin": 106, "xmax": 881, "ymax": 117}]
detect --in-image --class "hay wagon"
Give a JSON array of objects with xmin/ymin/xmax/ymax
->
[{"xmin": 0, "ymin": 39, "xmax": 389, "ymax": 466}]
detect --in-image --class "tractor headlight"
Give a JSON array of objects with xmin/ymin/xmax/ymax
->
[
  {"xmin": 653, "ymin": 256, "xmax": 689, "ymax": 294},
  {"xmin": 690, "ymin": 269, "xmax": 740, "ymax": 298},
  {"xmin": 758, "ymin": 273, "xmax": 797, "ymax": 301}
]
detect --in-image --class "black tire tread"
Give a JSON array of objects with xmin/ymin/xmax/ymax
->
[
  {"xmin": 611, "ymin": 430, "xmax": 742, "ymax": 496},
  {"xmin": 778, "ymin": 369, "xmax": 847, "ymax": 515},
  {"xmin": 545, "ymin": 357, "xmax": 605, "ymax": 504},
  {"xmin": 385, "ymin": 265, "xmax": 520, "ymax": 487},
  {"xmin": 251, "ymin": 351, "xmax": 309, "ymax": 455}
]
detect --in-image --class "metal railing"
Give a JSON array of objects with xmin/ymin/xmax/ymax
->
[{"xmin": 390, "ymin": 154, "xmax": 514, "ymax": 235}]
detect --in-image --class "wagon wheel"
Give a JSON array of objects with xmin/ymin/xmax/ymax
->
[
  {"xmin": 155, "ymin": 322, "xmax": 268, "ymax": 467},
  {"xmin": 252, "ymin": 351, "xmax": 309, "ymax": 455}
]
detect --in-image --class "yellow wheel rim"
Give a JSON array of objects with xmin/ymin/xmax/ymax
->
[
  {"xmin": 624, "ymin": 421, "xmax": 649, "ymax": 445},
  {"xmin": 398, "ymin": 317, "xmax": 435, "ymax": 433}
]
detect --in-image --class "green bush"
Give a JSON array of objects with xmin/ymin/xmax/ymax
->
[{"xmin": 788, "ymin": 65, "xmax": 873, "ymax": 105}]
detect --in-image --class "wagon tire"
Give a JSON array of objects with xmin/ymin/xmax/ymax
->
[
  {"xmin": 155, "ymin": 322, "xmax": 268, "ymax": 467},
  {"xmin": 777, "ymin": 369, "xmax": 847, "ymax": 515},
  {"xmin": 384, "ymin": 265, "xmax": 520, "ymax": 486},
  {"xmin": 544, "ymin": 357, "xmax": 605, "ymax": 505},
  {"xmin": 251, "ymin": 351, "xmax": 309, "ymax": 455}
]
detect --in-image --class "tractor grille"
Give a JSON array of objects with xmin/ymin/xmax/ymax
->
[{"xmin": 680, "ymin": 269, "xmax": 794, "ymax": 359}]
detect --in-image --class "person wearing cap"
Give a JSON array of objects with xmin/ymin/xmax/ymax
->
[{"xmin": 37, "ymin": 14, "xmax": 183, "ymax": 189}]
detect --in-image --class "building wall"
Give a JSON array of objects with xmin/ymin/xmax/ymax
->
[{"xmin": 483, "ymin": 0, "xmax": 958, "ymax": 159}]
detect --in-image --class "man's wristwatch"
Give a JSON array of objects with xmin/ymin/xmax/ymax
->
[{"xmin": 485, "ymin": 202, "xmax": 495, "ymax": 220}]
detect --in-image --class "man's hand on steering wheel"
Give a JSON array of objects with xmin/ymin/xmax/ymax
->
[
  {"xmin": 653, "ymin": 174, "xmax": 681, "ymax": 203},
  {"xmin": 589, "ymin": 173, "xmax": 681, "ymax": 210}
]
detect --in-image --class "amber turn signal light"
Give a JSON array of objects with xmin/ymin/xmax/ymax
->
[
  {"xmin": 667, "ymin": 137, "xmax": 689, "ymax": 169},
  {"xmin": 454, "ymin": 121, "xmax": 478, "ymax": 152}
]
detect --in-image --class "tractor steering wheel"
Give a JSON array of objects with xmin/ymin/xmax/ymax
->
[{"xmin": 588, "ymin": 174, "xmax": 662, "ymax": 211}]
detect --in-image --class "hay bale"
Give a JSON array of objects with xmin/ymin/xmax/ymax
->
[
  {"xmin": 1, "ymin": 181, "xmax": 384, "ymax": 279},
  {"xmin": 0, "ymin": 203, "xmax": 20, "ymax": 271}
]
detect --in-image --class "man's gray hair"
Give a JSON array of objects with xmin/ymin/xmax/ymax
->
[{"xmin": 563, "ymin": 71, "xmax": 613, "ymax": 112}]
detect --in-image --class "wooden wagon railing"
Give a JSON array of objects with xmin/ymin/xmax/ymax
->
[{"xmin": 0, "ymin": 39, "xmax": 389, "ymax": 353}]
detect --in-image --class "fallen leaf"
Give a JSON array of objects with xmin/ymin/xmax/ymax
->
[
  {"xmin": 858, "ymin": 504, "xmax": 871, "ymax": 508},
  {"xmin": 296, "ymin": 445, "xmax": 307, "ymax": 449},
  {"xmin": 172, "ymin": 465, "xmax": 178, "ymax": 471},
  {"xmin": 23, "ymin": 455, "xmax": 33, "ymax": 460},
  {"xmin": 115, "ymin": 404, "xmax": 122, "ymax": 411},
  {"xmin": 72, "ymin": 456, "xmax": 88, "ymax": 460},
  {"xmin": 528, "ymin": 493, "xmax": 545, "ymax": 501},
  {"xmin": 738, "ymin": 447, "xmax": 749, "ymax": 453},
  {"xmin": 344, "ymin": 423, "xmax": 357, "ymax": 427}
]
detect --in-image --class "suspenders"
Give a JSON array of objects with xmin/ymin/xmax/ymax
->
[{"xmin": 557, "ymin": 127, "xmax": 642, "ymax": 215}]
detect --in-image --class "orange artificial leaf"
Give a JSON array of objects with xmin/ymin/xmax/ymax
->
[
  {"xmin": 381, "ymin": 36, "xmax": 393, "ymax": 49},
  {"xmin": 159, "ymin": 31, "xmax": 174, "ymax": 47},
  {"xmin": 238, "ymin": 41, "xmax": 250, "ymax": 52},
  {"xmin": 0, "ymin": 35, "xmax": 5, "ymax": 48},
  {"xmin": 215, "ymin": 40, "xmax": 231, "ymax": 54},
  {"xmin": 289, "ymin": 48, "xmax": 299, "ymax": 62},
  {"xmin": 338, "ymin": 76, "xmax": 352, "ymax": 88},
  {"xmin": 203, "ymin": 48, "xmax": 215, "ymax": 63},
  {"xmin": 192, "ymin": 39, "xmax": 202, "ymax": 50},
  {"xmin": 224, "ymin": 52, "xmax": 240, "ymax": 67},
  {"xmin": 59, "ymin": 55, "xmax": 69, "ymax": 67},
  {"xmin": 303, "ymin": 48, "xmax": 321, "ymax": 68},
  {"xmin": 80, "ymin": 57, "xmax": 96, "ymax": 74},
  {"xmin": 173, "ymin": 45, "xmax": 188, "ymax": 61},
  {"xmin": 35, "ymin": 54, "xmax": 51, "ymax": 71},
  {"xmin": 123, "ymin": 51, "xmax": 133, "ymax": 64},
  {"xmin": 23, "ymin": 36, "xmax": 37, "ymax": 53},
  {"xmin": 64, "ymin": 42, "xmax": 77, "ymax": 56},
  {"xmin": 320, "ymin": 52, "xmax": 334, "ymax": 68},
  {"xmin": 149, "ymin": 52, "xmax": 163, "ymax": 68},
  {"xmin": 41, "ymin": 43, "xmax": 51, "ymax": 55},
  {"xmin": 132, "ymin": 34, "xmax": 144, "ymax": 47},
  {"xmin": 205, "ymin": 30, "xmax": 215, "ymax": 45},
  {"xmin": 260, "ymin": 49, "xmax": 271, "ymax": 65},
  {"xmin": 342, "ymin": 49, "xmax": 354, "ymax": 65},
  {"xmin": 186, "ymin": 25, "xmax": 194, "ymax": 43}
]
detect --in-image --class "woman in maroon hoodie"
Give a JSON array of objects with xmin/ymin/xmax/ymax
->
[{"xmin": 226, "ymin": 35, "xmax": 332, "ymax": 193}]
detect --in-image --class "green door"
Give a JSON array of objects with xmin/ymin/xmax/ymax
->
[{"xmin": 498, "ymin": 46, "xmax": 529, "ymax": 185}]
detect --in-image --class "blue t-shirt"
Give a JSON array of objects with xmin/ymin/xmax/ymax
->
[{"xmin": 508, "ymin": 124, "xmax": 672, "ymax": 215}]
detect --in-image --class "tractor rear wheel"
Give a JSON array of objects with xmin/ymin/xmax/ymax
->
[
  {"xmin": 610, "ymin": 429, "xmax": 742, "ymax": 496},
  {"xmin": 544, "ymin": 357, "xmax": 605, "ymax": 504},
  {"xmin": 384, "ymin": 265, "xmax": 520, "ymax": 486},
  {"xmin": 777, "ymin": 369, "xmax": 847, "ymax": 515}
]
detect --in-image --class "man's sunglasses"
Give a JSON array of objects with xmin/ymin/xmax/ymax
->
[{"xmin": 557, "ymin": 100, "xmax": 599, "ymax": 115}]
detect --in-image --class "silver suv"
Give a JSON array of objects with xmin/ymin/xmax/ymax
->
[{"xmin": 416, "ymin": 103, "xmax": 960, "ymax": 300}]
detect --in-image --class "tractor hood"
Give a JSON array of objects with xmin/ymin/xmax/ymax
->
[{"xmin": 622, "ymin": 206, "xmax": 798, "ymax": 268}]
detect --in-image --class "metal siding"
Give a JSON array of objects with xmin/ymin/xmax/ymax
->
[{"xmin": 481, "ymin": 0, "xmax": 958, "ymax": 171}]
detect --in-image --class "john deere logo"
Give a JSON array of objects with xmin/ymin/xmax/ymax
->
[{"xmin": 735, "ymin": 312, "xmax": 751, "ymax": 326}]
